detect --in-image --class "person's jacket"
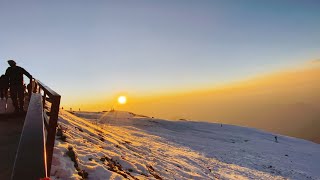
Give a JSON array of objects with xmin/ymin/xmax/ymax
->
[
  {"xmin": 5, "ymin": 66, "xmax": 32, "ymax": 86},
  {"xmin": 0, "ymin": 75, "xmax": 9, "ymax": 88}
]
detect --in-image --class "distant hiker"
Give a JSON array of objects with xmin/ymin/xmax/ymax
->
[
  {"xmin": 0, "ymin": 74, "xmax": 9, "ymax": 100},
  {"xmin": 5, "ymin": 60, "xmax": 32, "ymax": 112},
  {"xmin": 274, "ymin": 136, "xmax": 278, "ymax": 143}
]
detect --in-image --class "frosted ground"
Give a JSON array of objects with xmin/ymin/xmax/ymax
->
[{"xmin": 51, "ymin": 110, "xmax": 320, "ymax": 180}]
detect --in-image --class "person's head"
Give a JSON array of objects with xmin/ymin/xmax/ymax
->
[{"xmin": 7, "ymin": 60, "xmax": 16, "ymax": 67}]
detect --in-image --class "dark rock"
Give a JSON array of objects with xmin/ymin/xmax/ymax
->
[
  {"xmin": 100, "ymin": 157, "xmax": 106, "ymax": 162},
  {"xmin": 56, "ymin": 128, "xmax": 63, "ymax": 137},
  {"xmin": 60, "ymin": 135, "xmax": 67, "ymax": 142},
  {"xmin": 78, "ymin": 170, "xmax": 89, "ymax": 179},
  {"xmin": 66, "ymin": 147, "xmax": 78, "ymax": 168}
]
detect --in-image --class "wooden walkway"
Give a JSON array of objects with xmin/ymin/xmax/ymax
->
[
  {"xmin": 0, "ymin": 80, "xmax": 61, "ymax": 179},
  {"xmin": 0, "ymin": 99, "xmax": 26, "ymax": 180}
]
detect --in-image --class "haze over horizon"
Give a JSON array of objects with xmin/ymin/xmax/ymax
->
[{"xmin": 69, "ymin": 63, "xmax": 320, "ymax": 143}]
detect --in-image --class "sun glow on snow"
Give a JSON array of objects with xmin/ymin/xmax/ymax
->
[{"xmin": 118, "ymin": 96, "xmax": 127, "ymax": 104}]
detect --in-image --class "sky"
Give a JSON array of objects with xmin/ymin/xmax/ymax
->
[{"xmin": 0, "ymin": 0, "xmax": 320, "ymax": 110}]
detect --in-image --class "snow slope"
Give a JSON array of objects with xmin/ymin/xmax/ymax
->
[{"xmin": 51, "ymin": 110, "xmax": 320, "ymax": 180}]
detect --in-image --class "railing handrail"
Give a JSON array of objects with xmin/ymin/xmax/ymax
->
[
  {"xmin": 11, "ymin": 79, "xmax": 61, "ymax": 179},
  {"xmin": 11, "ymin": 93, "xmax": 47, "ymax": 180},
  {"xmin": 36, "ymin": 80, "xmax": 60, "ymax": 97}
]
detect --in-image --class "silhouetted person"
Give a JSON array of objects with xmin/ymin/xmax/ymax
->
[
  {"xmin": 0, "ymin": 74, "xmax": 9, "ymax": 100},
  {"xmin": 275, "ymin": 136, "xmax": 278, "ymax": 143},
  {"xmin": 27, "ymin": 82, "xmax": 32, "ymax": 96},
  {"xmin": 5, "ymin": 60, "xmax": 32, "ymax": 112}
]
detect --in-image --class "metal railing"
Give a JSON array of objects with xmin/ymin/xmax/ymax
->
[{"xmin": 11, "ymin": 79, "xmax": 61, "ymax": 180}]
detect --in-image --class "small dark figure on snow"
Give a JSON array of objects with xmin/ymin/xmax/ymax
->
[
  {"xmin": 275, "ymin": 136, "xmax": 278, "ymax": 143},
  {"xmin": 5, "ymin": 60, "xmax": 32, "ymax": 112},
  {"xmin": 0, "ymin": 74, "xmax": 9, "ymax": 100}
]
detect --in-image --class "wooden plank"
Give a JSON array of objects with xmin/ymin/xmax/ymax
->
[
  {"xmin": 0, "ymin": 100, "xmax": 6, "ymax": 113},
  {"xmin": 0, "ymin": 114, "xmax": 24, "ymax": 180},
  {"xmin": 11, "ymin": 93, "xmax": 47, "ymax": 180}
]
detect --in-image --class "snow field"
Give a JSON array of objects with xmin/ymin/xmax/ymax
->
[{"xmin": 51, "ymin": 110, "xmax": 320, "ymax": 180}]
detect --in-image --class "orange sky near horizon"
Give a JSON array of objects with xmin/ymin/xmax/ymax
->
[
  {"xmin": 63, "ymin": 61, "xmax": 320, "ymax": 116},
  {"xmin": 62, "ymin": 61, "xmax": 320, "ymax": 143}
]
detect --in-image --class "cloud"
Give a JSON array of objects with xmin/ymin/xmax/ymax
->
[{"xmin": 309, "ymin": 59, "xmax": 320, "ymax": 64}]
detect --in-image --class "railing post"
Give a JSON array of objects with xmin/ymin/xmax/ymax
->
[
  {"xmin": 33, "ymin": 81, "xmax": 38, "ymax": 93},
  {"xmin": 43, "ymin": 92, "xmax": 46, "ymax": 109},
  {"xmin": 29, "ymin": 78, "xmax": 33, "ymax": 97},
  {"xmin": 46, "ymin": 95, "xmax": 61, "ymax": 174}
]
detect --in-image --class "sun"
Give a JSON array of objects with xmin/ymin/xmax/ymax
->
[{"xmin": 118, "ymin": 96, "xmax": 127, "ymax": 104}]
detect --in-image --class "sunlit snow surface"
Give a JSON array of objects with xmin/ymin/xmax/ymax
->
[{"xmin": 51, "ymin": 110, "xmax": 320, "ymax": 180}]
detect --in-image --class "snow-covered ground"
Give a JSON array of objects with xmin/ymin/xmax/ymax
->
[{"xmin": 51, "ymin": 110, "xmax": 320, "ymax": 180}]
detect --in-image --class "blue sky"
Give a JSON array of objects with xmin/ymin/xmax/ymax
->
[{"xmin": 0, "ymin": 0, "xmax": 319, "ymax": 105}]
